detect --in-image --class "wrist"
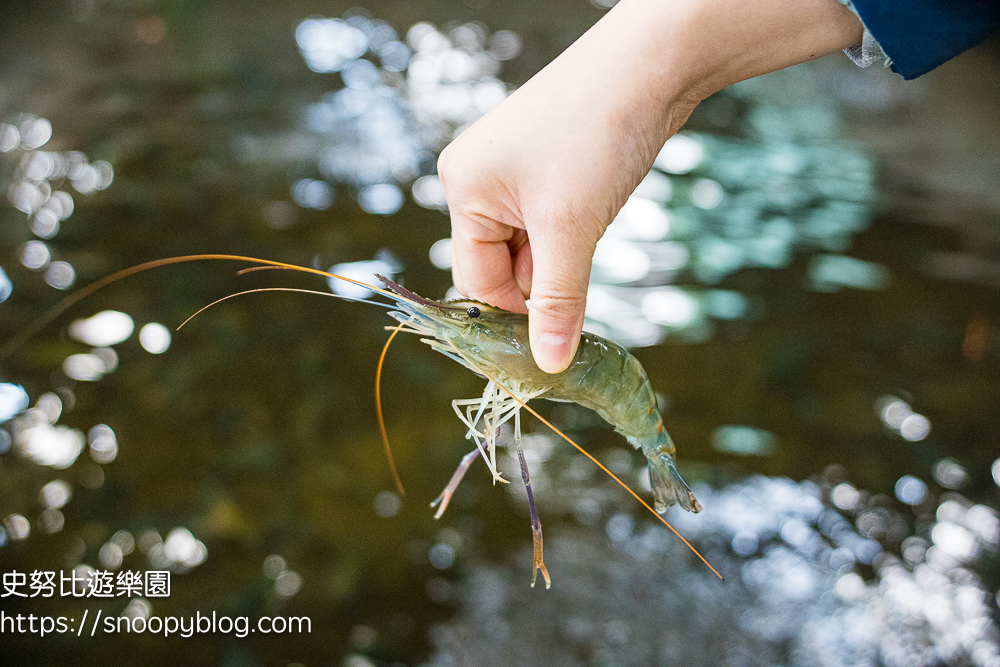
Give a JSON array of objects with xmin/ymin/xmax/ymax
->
[
  {"xmin": 661, "ymin": 0, "xmax": 863, "ymax": 98},
  {"xmin": 589, "ymin": 0, "xmax": 863, "ymax": 138}
]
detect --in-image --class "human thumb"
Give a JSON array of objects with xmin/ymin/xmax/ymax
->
[{"xmin": 527, "ymin": 231, "xmax": 596, "ymax": 374}]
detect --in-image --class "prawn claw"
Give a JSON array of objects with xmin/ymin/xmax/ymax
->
[{"xmin": 530, "ymin": 526, "xmax": 551, "ymax": 589}]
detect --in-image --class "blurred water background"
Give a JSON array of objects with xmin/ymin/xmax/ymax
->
[{"xmin": 1, "ymin": 1, "xmax": 998, "ymax": 665}]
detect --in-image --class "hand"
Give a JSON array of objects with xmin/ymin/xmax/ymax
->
[{"xmin": 439, "ymin": 0, "xmax": 861, "ymax": 373}]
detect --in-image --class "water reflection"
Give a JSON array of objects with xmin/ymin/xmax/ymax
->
[
  {"xmin": 244, "ymin": 9, "xmax": 518, "ymax": 218},
  {"xmin": 2, "ymin": 114, "xmax": 115, "ymax": 299},
  {"xmin": 426, "ymin": 470, "xmax": 1000, "ymax": 667},
  {"xmin": 11, "ymin": 395, "xmax": 85, "ymax": 469},
  {"xmin": 877, "ymin": 395, "xmax": 932, "ymax": 442},
  {"xmin": 712, "ymin": 425, "xmax": 778, "ymax": 456},
  {"xmin": 2, "ymin": 114, "xmax": 113, "ymax": 240}
]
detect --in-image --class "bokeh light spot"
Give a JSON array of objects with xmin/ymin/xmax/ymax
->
[
  {"xmin": 691, "ymin": 179, "xmax": 724, "ymax": 209},
  {"xmin": 413, "ymin": 175, "xmax": 448, "ymax": 210},
  {"xmin": 899, "ymin": 414, "xmax": 931, "ymax": 441},
  {"xmin": 0, "ymin": 268, "xmax": 12, "ymax": 302},
  {"xmin": 20, "ymin": 241, "xmax": 50, "ymax": 270},
  {"xmin": 488, "ymin": 30, "xmax": 521, "ymax": 60},
  {"xmin": 4, "ymin": 514, "xmax": 30, "ymax": 540},
  {"xmin": 654, "ymin": 134, "xmax": 704, "ymax": 174},
  {"xmin": 894, "ymin": 475, "xmax": 927, "ymax": 505},
  {"xmin": 63, "ymin": 354, "xmax": 108, "ymax": 382},
  {"xmin": 732, "ymin": 532, "xmax": 759, "ymax": 556},
  {"xmin": 139, "ymin": 323, "xmax": 172, "ymax": 354},
  {"xmin": 0, "ymin": 384, "xmax": 30, "ymax": 422},
  {"xmin": 99, "ymin": 542, "xmax": 124, "ymax": 568},
  {"xmin": 428, "ymin": 543, "xmax": 455, "ymax": 569},
  {"xmin": 40, "ymin": 479, "xmax": 72, "ymax": 509},
  {"xmin": 89, "ymin": 424, "xmax": 118, "ymax": 464},
  {"xmin": 263, "ymin": 554, "xmax": 287, "ymax": 579},
  {"xmin": 373, "ymin": 491, "xmax": 401, "ymax": 518},
  {"xmin": 163, "ymin": 527, "xmax": 208, "ymax": 568},
  {"xmin": 69, "ymin": 310, "xmax": 134, "ymax": 347},
  {"xmin": 292, "ymin": 178, "xmax": 334, "ymax": 210},
  {"xmin": 428, "ymin": 238, "xmax": 453, "ymax": 270},
  {"xmin": 831, "ymin": 483, "xmax": 860, "ymax": 511},
  {"xmin": 14, "ymin": 416, "xmax": 84, "ymax": 469},
  {"xmin": 18, "ymin": 117, "xmax": 52, "ymax": 150},
  {"xmin": 641, "ymin": 288, "xmax": 699, "ymax": 328},
  {"xmin": 39, "ymin": 508, "xmax": 64, "ymax": 534},
  {"xmin": 605, "ymin": 513, "xmax": 634, "ymax": 542},
  {"xmin": 931, "ymin": 458, "xmax": 969, "ymax": 490},
  {"xmin": 0, "ymin": 123, "xmax": 20, "ymax": 151},
  {"xmin": 275, "ymin": 570, "xmax": 303, "ymax": 598},
  {"xmin": 358, "ymin": 183, "xmax": 403, "ymax": 214},
  {"xmin": 44, "ymin": 261, "xmax": 76, "ymax": 289},
  {"xmin": 328, "ymin": 258, "xmax": 398, "ymax": 299}
]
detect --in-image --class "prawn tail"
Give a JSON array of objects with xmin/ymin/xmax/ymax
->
[{"xmin": 648, "ymin": 453, "xmax": 702, "ymax": 514}]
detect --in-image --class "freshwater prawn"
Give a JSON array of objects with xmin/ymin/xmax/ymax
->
[{"xmin": 2, "ymin": 254, "xmax": 720, "ymax": 586}]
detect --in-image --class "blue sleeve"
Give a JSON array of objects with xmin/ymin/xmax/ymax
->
[{"xmin": 849, "ymin": 0, "xmax": 1000, "ymax": 79}]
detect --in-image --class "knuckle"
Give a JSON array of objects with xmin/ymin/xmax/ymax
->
[
  {"xmin": 528, "ymin": 289, "xmax": 587, "ymax": 320},
  {"xmin": 436, "ymin": 145, "xmax": 456, "ymax": 181},
  {"xmin": 437, "ymin": 147, "xmax": 474, "ymax": 202}
]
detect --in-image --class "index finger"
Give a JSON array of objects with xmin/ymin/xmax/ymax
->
[{"xmin": 450, "ymin": 214, "xmax": 531, "ymax": 313}]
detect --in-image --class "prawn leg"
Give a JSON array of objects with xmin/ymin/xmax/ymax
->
[
  {"xmin": 465, "ymin": 392, "xmax": 521, "ymax": 486},
  {"xmin": 514, "ymin": 408, "xmax": 551, "ymax": 589},
  {"xmin": 430, "ymin": 447, "xmax": 481, "ymax": 519},
  {"xmin": 433, "ymin": 389, "xmax": 537, "ymax": 517},
  {"xmin": 433, "ymin": 390, "xmax": 513, "ymax": 517},
  {"xmin": 451, "ymin": 388, "xmax": 508, "ymax": 484},
  {"xmin": 453, "ymin": 381, "xmax": 495, "ymax": 440}
]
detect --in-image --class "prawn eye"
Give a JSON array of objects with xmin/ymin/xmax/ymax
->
[{"xmin": 467, "ymin": 306, "xmax": 481, "ymax": 318}]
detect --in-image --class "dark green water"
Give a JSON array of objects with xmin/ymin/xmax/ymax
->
[{"xmin": 1, "ymin": 2, "xmax": 998, "ymax": 666}]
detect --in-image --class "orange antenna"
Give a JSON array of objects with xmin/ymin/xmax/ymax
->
[
  {"xmin": 176, "ymin": 287, "xmax": 344, "ymax": 330},
  {"xmin": 0, "ymin": 254, "xmax": 410, "ymax": 361},
  {"xmin": 445, "ymin": 339, "xmax": 724, "ymax": 581},
  {"xmin": 236, "ymin": 266, "xmax": 293, "ymax": 275},
  {"xmin": 513, "ymin": 397, "xmax": 723, "ymax": 580},
  {"xmin": 375, "ymin": 322, "xmax": 406, "ymax": 495}
]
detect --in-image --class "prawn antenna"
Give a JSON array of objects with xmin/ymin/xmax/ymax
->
[
  {"xmin": 445, "ymin": 340, "xmax": 724, "ymax": 581},
  {"xmin": 176, "ymin": 287, "xmax": 346, "ymax": 330},
  {"xmin": 236, "ymin": 266, "xmax": 291, "ymax": 275},
  {"xmin": 0, "ymin": 254, "xmax": 413, "ymax": 362},
  {"xmin": 376, "ymin": 322, "xmax": 406, "ymax": 496}
]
